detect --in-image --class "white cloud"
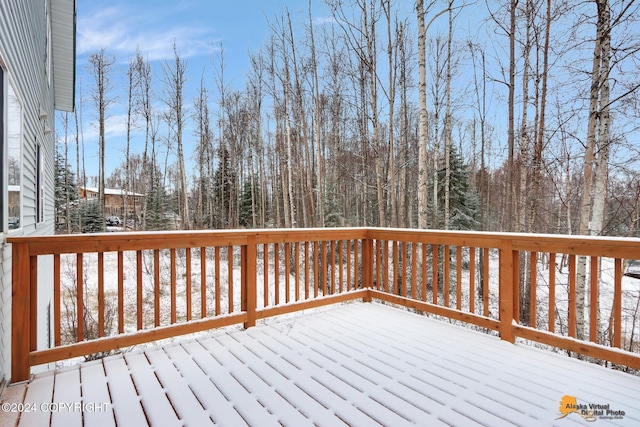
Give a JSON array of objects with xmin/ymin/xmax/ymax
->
[
  {"xmin": 314, "ymin": 16, "xmax": 337, "ymax": 26},
  {"xmin": 77, "ymin": 4, "xmax": 218, "ymax": 62}
]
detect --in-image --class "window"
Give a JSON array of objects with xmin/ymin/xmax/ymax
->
[{"xmin": 7, "ymin": 80, "xmax": 22, "ymax": 230}]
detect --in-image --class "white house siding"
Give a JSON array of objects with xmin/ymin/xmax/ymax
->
[{"xmin": 1, "ymin": 0, "xmax": 70, "ymax": 387}]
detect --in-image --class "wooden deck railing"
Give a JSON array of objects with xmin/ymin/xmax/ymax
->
[{"xmin": 9, "ymin": 228, "xmax": 640, "ymax": 382}]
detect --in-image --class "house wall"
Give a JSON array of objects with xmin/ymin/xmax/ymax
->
[{"xmin": 1, "ymin": 0, "xmax": 58, "ymax": 385}]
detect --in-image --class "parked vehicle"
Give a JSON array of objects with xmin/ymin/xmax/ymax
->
[
  {"xmin": 106, "ymin": 216, "xmax": 122, "ymax": 227},
  {"xmin": 8, "ymin": 217, "xmax": 19, "ymax": 230}
]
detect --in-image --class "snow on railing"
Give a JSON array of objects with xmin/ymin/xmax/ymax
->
[{"xmin": 8, "ymin": 228, "xmax": 640, "ymax": 382}]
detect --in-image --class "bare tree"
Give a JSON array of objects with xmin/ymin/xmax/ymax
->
[
  {"xmin": 162, "ymin": 43, "xmax": 190, "ymax": 229},
  {"xmin": 87, "ymin": 48, "xmax": 115, "ymax": 226}
]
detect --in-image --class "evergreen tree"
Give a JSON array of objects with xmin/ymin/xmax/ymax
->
[
  {"xmin": 54, "ymin": 149, "xmax": 79, "ymax": 233},
  {"xmin": 145, "ymin": 170, "xmax": 169, "ymax": 231},
  {"xmin": 435, "ymin": 146, "xmax": 480, "ymax": 231},
  {"xmin": 212, "ymin": 146, "xmax": 236, "ymax": 228},
  {"xmin": 239, "ymin": 175, "xmax": 261, "ymax": 227},
  {"xmin": 80, "ymin": 200, "xmax": 104, "ymax": 233}
]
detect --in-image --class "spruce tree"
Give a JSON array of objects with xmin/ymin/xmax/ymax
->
[
  {"xmin": 239, "ymin": 175, "xmax": 260, "ymax": 227},
  {"xmin": 80, "ymin": 200, "xmax": 104, "ymax": 233},
  {"xmin": 145, "ymin": 171, "xmax": 169, "ymax": 231},
  {"xmin": 54, "ymin": 149, "xmax": 78, "ymax": 233},
  {"xmin": 436, "ymin": 146, "xmax": 480, "ymax": 231}
]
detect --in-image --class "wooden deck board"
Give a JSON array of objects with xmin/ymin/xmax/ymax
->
[
  {"xmin": 122, "ymin": 352, "xmax": 181, "ymax": 427},
  {"xmin": 4, "ymin": 302, "xmax": 640, "ymax": 426},
  {"xmin": 161, "ymin": 343, "xmax": 247, "ymax": 426},
  {"xmin": 143, "ymin": 347, "xmax": 215, "ymax": 426},
  {"xmin": 78, "ymin": 361, "xmax": 115, "ymax": 427},
  {"xmin": 0, "ymin": 383, "xmax": 26, "ymax": 427},
  {"xmin": 18, "ymin": 370, "xmax": 54, "ymax": 426},
  {"xmin": 102, "ymin": 357, "xmax": 147, "ymax": 426},
  {"xmin": 49, "ymin": 368, "xmax": 82, "ymax": 427}
]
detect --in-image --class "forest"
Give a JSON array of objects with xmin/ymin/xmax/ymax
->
[{"xmin": 55, "ymin": 0, "xmax": 640, "ymax": 237}]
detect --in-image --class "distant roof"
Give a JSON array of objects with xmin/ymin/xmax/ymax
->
[
  {"xmin": 51, "ymin": 0, "xmax": 76, "ymax": 112},
  {"xmin": 82, "ymin": 187, "xmax": 145, "ymax": 197}
]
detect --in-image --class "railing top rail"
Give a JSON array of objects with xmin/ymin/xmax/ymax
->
[{"xmin": 8, "ymin": 227, "xmax": 640, "ymax": 257}]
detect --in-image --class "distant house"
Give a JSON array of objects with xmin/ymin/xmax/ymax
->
[
  {"xmin": 0, "ymin": 0, "xmax": 76, "ymax": 387},
  {"xmin": 79, "ymin": 186, "xmax": 145, "ymax": 219}
]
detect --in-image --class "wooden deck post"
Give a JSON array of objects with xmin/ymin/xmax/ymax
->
[
  {"xmin": 498, "ymin": 241, "xmax": 515, "ymax": 343},
  {"xmin": 12, "ymin": 242, "xmax": 32, "ymax": 382},
  {"xmin": 362, "ymin": 236, "xmax": 373, "ymax": 302},
  {"xmin": 243, "ymin": 235, "xmax": 257, "ymax": 329}
]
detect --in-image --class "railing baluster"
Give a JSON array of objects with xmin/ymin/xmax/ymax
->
[
  {"xmin": 549, "ymin": 253, "xmax": 556, "ymax": 333},
  {"xmin": 529, "ymin": 251, "xmax": 537, "ymax": 327},
  {"xmin": 444, "ymin": 245, "xmax": 450, "ymax": 307},
  {"xmin": 338, "ymin": 240, "xmax": 344, "ymax": 294},
  {"xmin": 469, "ymin": 247, "xmax": 476, "ymax": 314},
  {"xmin": 215, "ymin": 246, "xmax": 221, "ymax": 315},
  {"xmin": 483, "ymin": 247, "xmax": 489, "ymax": 317},
  {"xmin": 513, "ymin": 250, "xmax": 520, "ymax": 323},
  {"xmin": 170, "ymin": 248, "xmax": 177, "ymax": 324},
  {"xmin": 375, "ymin": 240, "xmax": 381, "ymax": 291},
  {"xmin": 186, "ymin": 248, "xmax": 192, "ymax": 321},
  {"xmin": 264, "ymin": 244, "xmax": 269, "ymax": 307},
  {"xmin": 322, "ymin": 241, "xmax": 328, "ymax": 295},
  {"xmin": 118, "ymin": 251, "xmax": 124, "ymax": 334},
  {"xmin": 401, "ymin": 242, "xmax": 407, "ymax": 297},
  {"xmin": 589, "ymin": 256, "xmax": 598, "ymax": 343},
  {"xmin": 274, "ymin": 243, "xmax": 280, "ymax": 304},
  {"xmin": 305, "ymin": 242, "xmax": 310, "ymax": 299},
  {"xmin": 285, "ymin": 242, "xmax": 291, "ymax": 303},
  {"xmin": 77, "ymin": 253, "xmax": 84, "ymax": 341},
  {"xmin": 392, "ymin": 241, "xmax": 399, "ymax": 295},
  {"xmin": 346, "ymin": 240, "xmax": 352, "ymax": 292},
  {"xmin": 137, "ymin": 250, "xmax": 143, "ymax": 330},
  {"xmin": 353, "ymin": 240, "xmax": 358, "ymax": 288},
  {"xmin": 313, "ymin": 241, "xmax": 318, "ymax": 298},
  {"xmin": 568, "ymin": 254, "xmax": 576, "ymax": 338},
  {"xmin": 98, "ymin": 252, "xmax": 105, "ymax": 337},
  {"xmin": 432, "ymin": 245, "xmax": 439, "ymax": 305},
  {"xmin": 456, "ymin": 246, "xmax": 462, "ymax": 310},
  {"xmin": 614, "ymin": 258, "xmax": 622, "ymax": 348},
  {"xmin": 411, "ymin": 242, "xmax": 417, "ymax": 300},
  {"xmin": 54, "ymin": 254, "xmax": 61, "ymax": 346},
  {"xmin": 295, "ymin": 242, "xmax": 300, "ymax": 301},
  {"xmin": 421, "ymin": 243, "xmax": 427, "ymax": 302},
  {"xmin": 228, "ymin": 245, "xmax": 234, "ymax": 313},
  {"xmin": 383, "ymin": 241, "xmax": 389, "ymax": 293},
  {"xmin": 201, "ymin": 247, "xmax": 207, "ymax": 318},
  {"xmin": 154, "ymin": 249, "xmax": 160, "ymax": 327}
]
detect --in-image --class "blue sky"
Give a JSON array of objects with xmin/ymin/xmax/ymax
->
[
  {"xmin": 76, "ymin": 0, "xmax": 329, "ymax": 80},
  {"xmin": 70, "ymin": 0, "xmax": 339, "ymax": 178}
]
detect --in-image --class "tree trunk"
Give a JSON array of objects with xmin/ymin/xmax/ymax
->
[{"xmin": 416, "ymin": 0, "xmax": 429, "ymax": 229}]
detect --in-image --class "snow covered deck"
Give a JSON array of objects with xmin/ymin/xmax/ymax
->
[{"xmin": 3, "ymin": 302, "xmax": 639, "ymax": 427}]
